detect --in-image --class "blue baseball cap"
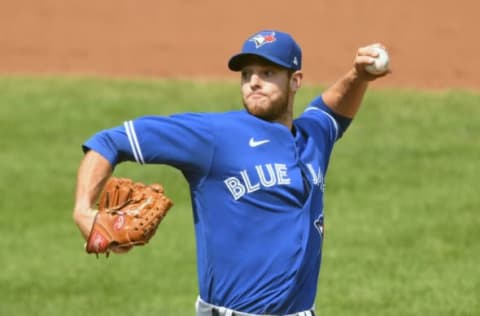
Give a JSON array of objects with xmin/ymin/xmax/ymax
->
[{"xmin": 228, "ymin": 30, "xmax": 302, "ymax": 71}]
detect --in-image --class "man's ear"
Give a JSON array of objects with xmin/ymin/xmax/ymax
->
[{"xmin": 290, "ymin": 71, "xmax": 303, "ymax": 92}]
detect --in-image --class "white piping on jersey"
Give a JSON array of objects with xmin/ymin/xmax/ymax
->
[
  {"xmin": 124, "ymin": 120, "xmax": 145, "ymax": 164},
  {"xmin": 304, "ymin": 106, "xmax": 339, "ymax": 140}
]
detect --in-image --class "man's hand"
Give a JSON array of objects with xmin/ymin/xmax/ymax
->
[{"xmin": 353, "ymin": 43, "xmax": 391, "ymax": 81}]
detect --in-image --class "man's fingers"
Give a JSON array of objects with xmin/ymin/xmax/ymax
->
[
  {"xmin": 357, "ymin": 43, "xmax": 387, "ymax": 58},
  {"xmin": 356, "ymin": 55, "xmax": 376, "ymax": 65}
]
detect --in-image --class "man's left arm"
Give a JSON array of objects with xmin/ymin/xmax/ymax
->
[{"xmin": 321, "ymin": 44, "xmax": 390, "ymax": 119}]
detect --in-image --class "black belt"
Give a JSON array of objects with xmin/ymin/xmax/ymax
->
[
  {"xmin": 212, "ymin": 308, "xmax": 231, "ymax": 316},
  {"xmin": 211, "ymin": 307, "xmax": 316, "ymax": 316}
]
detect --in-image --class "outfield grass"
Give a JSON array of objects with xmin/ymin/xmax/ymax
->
[{"xmin": 0, "ymin": 76, "xmax": 478, "ymax": 316}]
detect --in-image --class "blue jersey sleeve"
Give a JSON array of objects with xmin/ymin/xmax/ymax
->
[
  {"xmin": 302, "ymin": 95, "xmax": 352, "ymax": 141},
  {"xmin": 83, "ymin": 113, "xmax": 215, "ymax": 181}
]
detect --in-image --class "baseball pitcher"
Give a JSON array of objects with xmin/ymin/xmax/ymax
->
[{"xmin": 73, "ymin": 30, "xmax": 389, "ymax": 315}]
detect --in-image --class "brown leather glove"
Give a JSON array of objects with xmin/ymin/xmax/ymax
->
[{"xmin": 85, "ymin": 177, "xmax": 173, "ymax": 256}]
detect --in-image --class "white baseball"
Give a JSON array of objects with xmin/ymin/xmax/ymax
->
[{"xmin": 365, "ymin": 46, "xmax": 389, "ymax": 75}]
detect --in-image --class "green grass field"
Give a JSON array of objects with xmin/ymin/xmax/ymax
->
[{"xmin": 0, "ymin": 76, "xmax": 478, "ymax": 316}]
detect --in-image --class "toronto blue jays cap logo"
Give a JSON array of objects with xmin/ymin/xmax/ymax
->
[
  {"xmin": 228, "ymin": 30, "xmax": 302, "ymax": 71},
  {"xmin": 249, "ymin": 32, "xmax": 277, "ymax": 48}
]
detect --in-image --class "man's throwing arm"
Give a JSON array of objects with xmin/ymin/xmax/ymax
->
[{"xmin": 321, "ymin": 44, "xmax": 390, "ymax": 119}]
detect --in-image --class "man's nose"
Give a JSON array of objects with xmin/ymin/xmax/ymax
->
[{"xmin": 249, "ymin": 74, "xmax": 261, "ymax": 88}]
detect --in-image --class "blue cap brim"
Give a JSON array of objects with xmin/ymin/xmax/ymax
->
[{"xmin": 228, "ymin": 53, "xmax": 294, "ymax": 71}]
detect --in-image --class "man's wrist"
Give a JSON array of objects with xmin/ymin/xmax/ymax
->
[{"xmin": 73, "ymin": 207, "xmax": 98, "ymax": 239}]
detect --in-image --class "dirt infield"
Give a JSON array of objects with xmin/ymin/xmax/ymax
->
[{"xmin": 1, "ymin": 0, "xmax": 478, "ymax": 90}]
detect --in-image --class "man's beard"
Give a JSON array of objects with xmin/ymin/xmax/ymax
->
[{"xmin": 242, "ymin": 86, "xmax": 291, "ymax": 122}]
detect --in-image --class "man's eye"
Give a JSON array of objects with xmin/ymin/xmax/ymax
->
[{"xmin": 263, "ymin": 70, "xmax": 274, "ymax": 77}]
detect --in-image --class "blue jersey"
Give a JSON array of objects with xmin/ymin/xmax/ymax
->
[{"xmin": 83, "ymin": 96, "xmax": 344, "ymax": 314}]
